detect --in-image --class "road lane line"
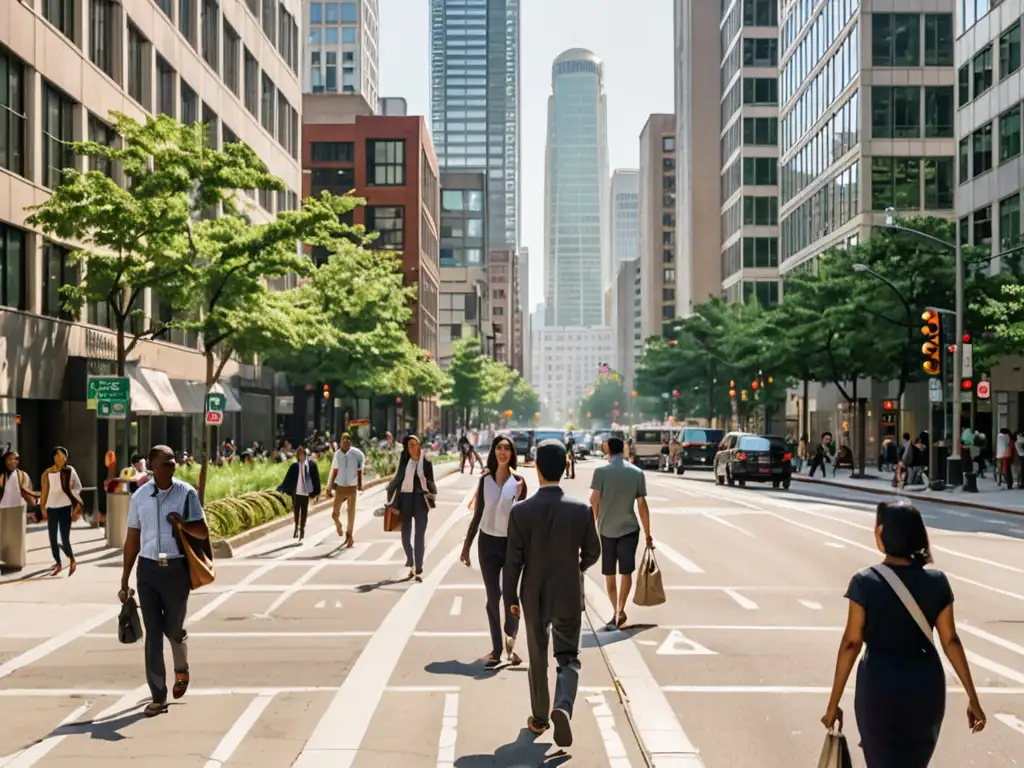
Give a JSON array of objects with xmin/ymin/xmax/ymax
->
[
  {"xmin": 375, "ymin": 542, "xmax": 402, "ymax": 562},
  {"xmin": 449, "ymin": 596, "xmax": 462, "ymax": 616},
  {"xmin": 723, "ymin": 589, "xmax": 758, "ymax": 610},
  {"xmin": 256, "ymin": 563, "xmax": 329, "ymax": 618},
  {"xmin": 87, "ymin": 631, "xmax": 373, "ymax": 639},
  {"xmin": 293, "ymin": 484, "xmax": 475, "ymax": 768},
  {"xmin": 825, "ymin": 542, "xmax": 845, "ymax": 549},
  {"xmin": 995, "ymin": 714, "xmax": 1024, "ymax": 736},
  {"xmin": 652, "ymin": 542, "xmax": 704, "ymax": 574},
  {"xmin": 965, "ymin": 651, "xmax": 1024, "ymax": 685},
  {"xmin": 436, "ymin": 693, "xmax": 458, "ymax": 768},
  {"xmin": 387, "ymin": 686, "xmax": 461, "ymax": 693},
  {"xmin": 0, "ymin": 606, "xmax": 119, "ymax": 681},
  {"xmin": 586, "ymin": 693, "xmax": 634, "ymax": 768},
  {"xmin": 799, "ymin": 600, "xmax": 823, "ymax": 610},
  {"xmin": 661, "ymin": 685, "xmax": 1024, "ymax": 694},
  {"xmin": 701, "ymin": 513, "xmax": 754, "ymax": 537},
  {"xmin": 204, "ymin": 692, "xmax": 275, "ymax": 767},
  {"xmin": 663, "ymin": 625, "xmax": 841, "ymax": 631},
  {"xmin": 0, "ymin": 701, "xmax": 94, "ymax": 767},
  {"xmin": 959, "ymin": 624, "xmax": 1024, "ymax": 658}
]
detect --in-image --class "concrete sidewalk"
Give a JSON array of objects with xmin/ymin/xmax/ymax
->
[{"xmin": 791, "ymin": 468, "xmax": 1024, "ymax": 515}]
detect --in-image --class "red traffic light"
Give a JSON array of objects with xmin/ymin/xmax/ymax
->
[
  {"xmin": 882, "ymin": 399, "xmax": 896, "ymax": 411},
  {"xmin": 947, "ymin": 344, "xmax": 957, "ymax": 353},
  {"xmin": 961, "ymin": 379, "xmax": 973, "ymax": 391},
  {"xmin": 962, "ymin": 333, "xmax": 972, "ymax": 344},
  {"xmin": 751, "ymin": 381, "xmax": 760, "ymax": 391}
]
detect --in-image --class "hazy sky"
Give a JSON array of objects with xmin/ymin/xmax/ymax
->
[{"xmin": 378, "ymin": 0, "xmax": 674, "ymax": 312}]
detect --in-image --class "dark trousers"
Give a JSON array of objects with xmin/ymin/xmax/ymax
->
[
  {"xmin": 137, "ymin": 557, "xmax": 191, "ymax": 703},
  {"xmin": 47, "ymin": 505, "xmax": 74, "ymax": 564},
  {"xmin": 292, "ymin": 494, "xmax": 309, "ymax": 532},
  {"xmin": 399, "ymin": 492, "xmax": 428, "ymax": 572},
  {"xmin": 478, "ymin": 532, "xmax": 519, "ymax": 656},
  {"xmin": 524, "ymin": 610, "xmax": 582, "ymax": 724}
]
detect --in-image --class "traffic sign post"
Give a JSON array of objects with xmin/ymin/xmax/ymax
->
[
  {"xmin": 205, "ymin": 392, "xmax": 226, "ymax": 426},
  {"xmin": 88, "ymin": 376, "xmax": 130, "ymax": 418},
  {"xmin": 976, "ymin": 380, "xmax": 991, "ymax": 400},
  {"xmin": 928, "ymin": 377, "xmax": 942, "ymax": 403}
]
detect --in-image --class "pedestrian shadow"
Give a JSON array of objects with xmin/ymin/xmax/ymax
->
[
  {"xmin": 355, "ymin": 576, "xmax": 411, "ymax": 593},
  {"xmin": 454, "ymin": 728, "xmax": 571, "ymax": 766},
  {"xmin": 14, "ymin": 702, "xmax": 149, "ymax": 749},
  {"xmin": 250, "ymin": 541, "xmax": 303, "ymax": 558},
  {"xmin": 583, "ymin": 623, "xmax": 655, "ymax": 649},
  {"xmin": 425, "ymin": 659, "xmax": 502, "ymax": 680}
]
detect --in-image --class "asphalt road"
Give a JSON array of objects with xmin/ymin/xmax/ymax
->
[{"xmin": 0, "ymin": 459, "xmax": 1022, "ymax": 766}]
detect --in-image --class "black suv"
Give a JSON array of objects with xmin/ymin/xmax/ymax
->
[
  {"xmin": 713, "ymin": 433, "xmax": 793, "ymax": 489},
  {"xmin": 675, "ymin": 427, "xmax": 725, "ymax": 474}
]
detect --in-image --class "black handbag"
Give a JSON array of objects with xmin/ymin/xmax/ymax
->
[{"xmin": 118, "ymin": 590, "xmax": 143, "ymax": 644}]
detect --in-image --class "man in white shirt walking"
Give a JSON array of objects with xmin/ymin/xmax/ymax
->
[{"xmin": 327, "ymin": 433, "xmax": 364, "ymax": 547}]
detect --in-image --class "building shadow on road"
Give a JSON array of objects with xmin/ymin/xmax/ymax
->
[
  {"xmin": 582, "ymin": 623, "xmax": 655, "ymax": 649},
  {"xmin": 425, "ymin": 659, "xmax": 504, "ymax": 680},
  {"xmin": 454, "ymin": 728, "xmax": 571, "ymax": 767}
]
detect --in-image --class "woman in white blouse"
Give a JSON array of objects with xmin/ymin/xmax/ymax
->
[
  {"xmin": 461, "ymin": 435, "xmax": 528, "ymax": 667},
  {"xmin": 40, "ymin": 446, "xmax": 83, "ymax": 577},
  {"xmin": 385, "ymin": 436, "xmax": 437, "ymax": 581}
]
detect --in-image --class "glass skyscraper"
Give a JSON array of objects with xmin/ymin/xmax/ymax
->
[
  {"xmin": 430, "ymin": 0, "xmax": 520, "ymax": 250},
  {"xmin": 544, "ymin": 48, "xmax": 610, "ymax": 328}
]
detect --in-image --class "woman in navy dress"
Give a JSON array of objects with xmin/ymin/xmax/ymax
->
[{"xmin": 822, "ymin": 500, "xmax": 986, "ymax": 767}]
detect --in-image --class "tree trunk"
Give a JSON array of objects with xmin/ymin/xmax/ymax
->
[{"xmin": 197, "ymin": 350, "xmax": 215, "ymax": 504}]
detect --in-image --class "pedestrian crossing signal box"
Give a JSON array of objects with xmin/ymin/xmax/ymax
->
[{"xmin": 920, "ymin": 309, "xmax": 941, "ymax": 376}]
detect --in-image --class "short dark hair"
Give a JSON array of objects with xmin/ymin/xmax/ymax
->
[
  {"xmin": 148, "ymin": 445, "xmax": 174, "ymax": 466},
  {"xmin": 607, "ymin": 437, "xmax": 624, "ymax": 455},
  {"xmin": 876, "ymin": 500, "xmax": 932, "ymax": 566},
  {"xmin": 535, "ymin": 439, "xmax": 566, "ymax": 482}
]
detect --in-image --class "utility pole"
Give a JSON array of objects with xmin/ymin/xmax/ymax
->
[{"xmin": 950, "ymin": 218, "xmax": 965, "ymax": 485}]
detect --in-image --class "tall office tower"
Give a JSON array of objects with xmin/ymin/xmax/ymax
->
[
  {"xmin": 610, "ymin": 169, "xmax": 640, "ymax": 267},
  {"xmin": 610, "ymin": 258, "xmax": 643, "ymax": 394},
  {"xmin": 638, "ymin": 114, "xmax": 678, "ymax": 337},
  {"xmin": 674, "ymin": 0, "xmax": 722, "ymax": 316},
  {"xmin": 519, "ymin": 246, "xmax": 531, "ymax": 376},
  {"xmin": 543, "ymin": 48, "xmax": 610, "ymax": 327},
  {"xmin": 430, "ymin": 0, "xmax": 520, "ymax": 250},
  {"xmin": 778, "ymin": 2, "xmax": 955, "ymax": 276},
  {"xmin": 303, "ymin": 0, "xmax": 380, "ymax": 111},
  {"xmin": 719, "ymin": 0, "xmax": 780, "ymax": 306}
]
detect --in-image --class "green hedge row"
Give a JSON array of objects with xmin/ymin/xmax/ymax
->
[{"xmin": 206, "ymin": 490, "xmax": 293, "ymax": 539}]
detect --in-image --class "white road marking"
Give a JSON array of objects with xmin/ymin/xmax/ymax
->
[
  {"xmin": 375, "ymin": 542, "xmax": 402, "ymax": 563},
  {"xmin": 214, "ymin": 560, "xmax": 409, "ymax": 568},
  {"xmin": 655, "ymin": 629, "xmax": 716, "ymax": 656},
  {"xmin": 257, "ymin": 562, "xmax": 330, "ymax": 618},
  {"xmin": 86, "ymin": 631, "xmax": 373, "ymax": 639},
  {"xmin": 661, "ymin": 685, "xmax": 1024, "ymax": 695},
  {"xmin": 314, "ymin": 600, "xmax": 326, "ymax": 609},
  {"xmin": 959, "ymin": 623, "xmax": 1024, "ymax": 658},
  {"xmin": 663, "ymin": 625, "xmax": 841, "ymax": 632},
  {"xmin": 724, "ymin": 589, "xmax": 758, "ymax": 610},
  {"xmin": 586, "ymin": 693, "xmax": 634, "ymax": 768},
  {"xmin": 386, "ymin": 686, "xmax": 461, "ymax": 693},
  {"xmin": 449, "ymin": 596, "xmax": 462, "ymax": 616},
  {"xmin": 662, "ymin": 585, "xmax": 842, "ymax": 592},
  {"xmin": 825, "ymin": 542, "xmax": 845, "ymax": 549},
  {"xmin": 436, "ymin": 584, "xmax": 484, "ymax": 590},
  {"xmin": 436, "ymin": 693, "xmax": 458, "ymax": 768},
  {"xmin": 995, "ymin": 714, "xmax": 1024, "ymax": 736},
  {"xmin": 0, "ymin": 607, "xmax": 119, "ymax": 681},
  {"xmin": 966, "ymin": 650, "xmax": 1024, "ymax": 685},
  {"xmin": 294, "ymin": 484, "xmax": 475, "ymax": 768},
  {"xmin": 799, "ymin": 600, "xmax": 823, "ymax": 611},
  {"xmin": 204, "ymin": 692, "xmax": 275, "ymax": 767},
  {"xmin": 653, "ymin": 541, "xmax": 704, "ymax": 574},
  {"xmin": 0, "ymin": 701, "xmax": 93, "ymax": 767},
  {"xmin": 701, "ymin": 513, "xmax": 754, "ymax": 537}
]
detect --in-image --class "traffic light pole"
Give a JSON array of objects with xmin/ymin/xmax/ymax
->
[{"xmin": 950, "ymin": 226, "xmax": 964, "ymax": 486}]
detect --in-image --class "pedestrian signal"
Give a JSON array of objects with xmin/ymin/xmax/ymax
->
[{"xmin": 920, "ymin": 309, "xmax": 941, "ymax": 376}]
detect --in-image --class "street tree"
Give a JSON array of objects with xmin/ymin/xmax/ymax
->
[
  {"xmin": 444, "ymin": 338, "xmax": 490, "ymax": 427},
  {"xmin": 981, "ymin": 282, "xmax": 1024, "ymax": 348},
  {"xmin": 498, "ymin": 375, "xmax": 542, "ymax": 425},
  {"xmin": 577, "ymin": 372, "xmax": 627, "ymax": 427}
]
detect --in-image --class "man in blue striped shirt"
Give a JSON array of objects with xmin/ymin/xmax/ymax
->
[{"xmin": 119, "ymin": 445, "xmax": 208, "ymax": 717}]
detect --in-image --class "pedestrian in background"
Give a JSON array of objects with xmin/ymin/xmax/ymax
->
[
  {"xmin": 119, "ymin": 445, "xmax": 209, "ymax": 718},
  {"xmin": 326, "ymin": 433, "xmax": 364, "ymax": 547},
  {"xmin": 0, "ymin": 450, "xmax": 37, "ymax": 572},
  {"xmin": 387, "ymin": 435, "xmax": 436, "ymax": 581},
  {"xmin": 461, "ymin": 435, "xmax": 527, "ymax": 667},
  {"xmin": 278, "ymin": 445, "xmax": 321, "ymax": 540},
  {"xmin": 504, "ymin": 439, "xmax": 601, "ymax": 746},
  {"xmin": 40, "ymin": 447, "xmax": 83, "ymax": 577},
  {"xmin": 822, "ymin": 500, "xmax": 986, "ymax": 767},
  {"xmin": 590, "ymin": 437, "xmax": 653, "ymax": 629}
]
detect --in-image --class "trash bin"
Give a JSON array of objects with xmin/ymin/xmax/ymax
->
[
  {"xmin": 105, "ymin": 484, "xmax": 131, "ymax": 549},
  {"xmin": 0, "ymin": 507, "xmax": 26, "ymax": 571}
]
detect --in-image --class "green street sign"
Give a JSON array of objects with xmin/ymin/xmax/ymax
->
[
  {"xmin": 87, "ymin": 376, "xmax": 130, "ymax": 410},
  {"xmin": 206, "ymin": 393, "xmax": 227, "ymax": 413},
  {"xmin": 97, "ymin": 400, "xmax": 129, "ymax": 419}
]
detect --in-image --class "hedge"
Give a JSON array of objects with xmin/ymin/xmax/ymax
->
[{"xmin": 205, "ymin": 490, "xmax": 293, "ymax": 539}]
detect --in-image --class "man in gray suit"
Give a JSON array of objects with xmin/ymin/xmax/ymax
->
[{"xmin": 504, "ymin": 439, "xmax": 601, "ymax": 748}]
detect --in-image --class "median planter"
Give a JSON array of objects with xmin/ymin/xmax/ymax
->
[{"xmin": 205, "ymin": 490, "xmax": 293, "ymax": 540}]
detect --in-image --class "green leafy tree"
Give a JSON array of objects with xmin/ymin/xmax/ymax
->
[
  {"xmin": 498, "ymin": 375, "xmax": 542, "ymax": 425},
  {"xmin": 577, "ymin": 372, "xmax": 627, "ymax": 427},
  {"xmin": 981, "ymin": 283, "xmax": 1024, "ymax": 349},
  {"xmin": 444, "ymin": 337, "xmax": 490, "ymax": 427}
]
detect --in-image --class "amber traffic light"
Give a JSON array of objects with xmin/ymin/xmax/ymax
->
[
  {"xmin": 920, "ymin": 309, "xmax": 941, "ymax": 376},
  {"xmin": 322, "ymin": 384, "xmax": 330, "ymax": 399}
]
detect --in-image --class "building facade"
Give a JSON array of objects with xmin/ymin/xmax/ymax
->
[
  {"xmin": 720, "ymin": 0, "xmax": 781, "ymax": 306},
  {"xmin": 429, "ymin": 0, "xmax": 520, "ymax": 250},
  {"xmin": 674, "ymin": 0, "xmax": 723, "ymax": 316},
  {"xmin": 0, "ymin": 0, "xmax": 301, "ymax": 488},
  {"xmin": 302, "ymin": 0, "xmax": 379, "ymax": 111},
  {"xmin": 530, "ymin": 326, "xmax": 613, "ymax": 425},
  {"xmin": 543, "ymin": 48, "xmax": 610, "ymax": 327},
  {"xmin": 610, "ymin": 258, "xmax": 642, "ymax": 394},
  {"xmin": 488, "ymin": 248, "xmax": 519, "ymax": 367},
  {"xmin": 519, "ymin": 245, "xmax": 530, "ymax": 377},
  {"xmin": 638, "ymin": 114, "xmax": 678, "ymax": 337},
  {"xmin": 610, "ymin": 169, "xmax": 640, "ymax": 267},
  {"xmin": 303, "ymin": 94, "xmax": 441, "ymax": 429}
]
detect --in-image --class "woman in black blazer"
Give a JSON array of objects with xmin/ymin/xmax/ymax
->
[
  {"xmin": 386, "ymin": 435, "xmax": 437, "ymax": 581},
  {"xmin": 277, "ymin": 446, "xmax": 322, "ymax": 540}
]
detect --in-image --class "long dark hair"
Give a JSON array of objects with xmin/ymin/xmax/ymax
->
[
  {"xmin": 486, "ymin": 435, "xmax": 518, "ymax": 475},
  {"xmin": 1, "ymin": 450, "xmax": 17, "ymax": 481},
  {"xmin": 400, "ymin": 434, "xmax": 422, "ymax": 462},
  {"xmin": 876, "ymin": 500, "xmax": 933, "ymax": 566},
  {"xmin": 52, "ymin": 446, "xmax": 69, "ymax": 463}
]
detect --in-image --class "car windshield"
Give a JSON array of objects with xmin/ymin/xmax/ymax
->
[
  {"xmin": 635, "ymin": 430, "xmax": 663, "ymax": 442},
  {"xmin": 535, "ymin": 430, "xmax": 564, "ymax": 442},
  {"xmin": 684, "ymin": 428, "xmax": 724, "ymax": 444},
  {"xmin": 738, "ymin": 436, "xmax": 772, "ymax": 451}
]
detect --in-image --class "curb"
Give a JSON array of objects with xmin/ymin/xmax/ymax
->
[
  {"xmin": 215, "ymin": 462, "xmax": 462, "ymax": 557},
  {"xmin": 790, "ymin": 474, "xmax": 1024, "ymax": 517}
]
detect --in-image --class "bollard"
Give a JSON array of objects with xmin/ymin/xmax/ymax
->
[
  {"xmin": 0, "ymin": 507, "xmax": 27, "ymax": 571},
  {"xmin": 105, "ymin": 490, "xmax": 131, "ymax": 549},
  {"xmin": 963, "ymin": 471, "xmax": 979, "ymax": 493}
]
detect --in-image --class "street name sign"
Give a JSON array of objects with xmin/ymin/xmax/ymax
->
[{"xmin": 87, "ymin": 376, "xmax": 130, "ymax": 417}]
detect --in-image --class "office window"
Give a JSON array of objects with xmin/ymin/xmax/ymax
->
[
  {"xmin": 43, "ymin": 242, "xmax": 77, "ymax": 319},
  {"xmin": 341, "ymin": 2, "xmax": 358, "ymax": 22},
  {"xmin": 742, "ymin": 78, "xmax": 777, "ymax": 105},
  {"xmin": 973, "ymin": 205, "xmax": 992, "ymax": 247},
  {"xmin": 244, "ymin": 48, "xmax": 259, "ymax": 117},
  {"xmin": 260, "ymin": 74, "xmax": 275, "ymax": 134},
  {"xmin": 662, "ymin": 158, "xmax": 675, "ymax": 172},
  {"xmin": 1000, "ymin": 105, "xmax": 1021, "ymax": 162},
  {"xmin": 743, "ymin": 117, "xmax": 777, "ymax": 145},
  {"xmin": 42, "ymin": 84, "xmax": 75, "ymax": 189},
  {"xmin": 442, "ymin": 190, "xmax": 464, "ymax": 211},
  {"xmin": 181, "ymin": 80, "xmax": 198, "ymax": 125},
  {"xmin": 156, "ymin": 0, "xmax": 172, "ymax": 18},
  {"xmin": 662, "ymin": 136, "xmax": 675, "ymax": 152},
  {"xmin": 958, "ymin": 64, "xmax": 970, "ymax": 107},
  {"xmin": 973, "ymin": 46, "xmax": 993, "ymax": 98},
  {"xmin": 202, "ymin": 0, "xmax": 220, "ymax": 72},
  {"xmin": 90, "ymin": 0, "xmax": 116, "ymax": 79},
  {"xmin": 924, "ymin": 157, "xmax": 954, "ymax": 210},
  {"xmin": 156, "ymin": 56, "xmax": 175, "ymax": 117},
  {"xmin": 924, "ymin": 86, "xmax": 954, "ymax": 138},
  {"xmin": 742, "ymin": 196, "xmax": 778, "ymax": 225},
  {"xmin": 923, "ymin": 14, "xmax": 953, "ymax": 66},
  {"xmin": 367, "ymin": 140, "xmax": 405, "ymax": 185},
  {"xmin": 742, "ymin": 237, "xmax": 778, "ymax": 268},
  {"xmin": 310, "ymin": 167, "xmax": 354, "ymax": 194},
  {"xmin": 0, "ymin": 224, "xmax": 26, "ymax": 310},
  {"xmin": 223, "ymin": 23, "xmax": 240, "ymax": 95},
  {"xmin": 311, "ymin": 142, "xmax": 354, "ymax": 162},
  {"xmin": 873, "ymin": 14, "xmax": 920, "ymax": 66},
  {"xmin": 127, "ymin": 23, "xmax": 148, "ymax": 107},
  {"xmin": 973, "ymin": 122, "xmax": 993, "ymax": 177},
  {"xmin": 179, "ymin": 0, "xmax": 194, "ymax": 44},
  {"xmin": 743, "ymin": 280, "xmax": 779, "ymax": 306},
  {"xmin": 44, "ymin": 0, "xmax": 76, "ymax": 43},
  {"xmin": 959, "ymin": 136, "xmax": 970, "ymax": 183},
  {"xmin": 1000, "ymin": 21, "xmax": 1021, "ymax": 80},
  {"xmin": 1000, "ymin": 193, "xmax": 1020, "ymax": 248},
  {"xmin": 202, "ymin": 103, "xmax": 218, "ymax": 149},
  {"xmin": 743, "ymin": 157, "xmax": 777, "ymax": 185},
  {"xmin": 366, "ymin": 206, "xmax": 404, "ymax": 250},
  {"xmin": 0, "ymin": 49, "xmax": 27, "ymax": 177},
  {"xmin": 262, "ymin": 0, "xmax": 276, "ymax": 41},
  {"xmin": 872, "ymin": 86, "xmax": 920, "ymax": 138},
  {"xmin": 743, "ymin": 37, "xmax": 778, "ymax": 67},
  {"xmin": 88, "ymin": 114, "xmax": 115, "ymax": 178},
  {"xmin": 742, "ymin": 0, "xmax": 777, "ymax": 26}
]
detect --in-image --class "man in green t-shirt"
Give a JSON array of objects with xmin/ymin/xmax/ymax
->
[{"xmin": 589, "ymin": 437, "xmax": 653, "ymax": 629}]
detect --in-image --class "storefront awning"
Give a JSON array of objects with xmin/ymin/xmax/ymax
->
[
  {"xmin": 169, "ymin": 379, "xmax": 208, "ymax": 414},
  {"xmin": 138, "ymin": 368, "xmax": 183, "ymax": 414},
  {"xmin": 127, "ymin": 369, "xmax": 161, "ymax": 414}
]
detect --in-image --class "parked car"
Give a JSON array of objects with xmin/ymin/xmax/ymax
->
[
  {"xmin": 674, "ymin": 427, "xmax": 725, "ymax": 474},
  {"xmin": 629, "ymin": 425, "xmax": 674, "ymax": 469},
  {"xmin": 713, "ymin": 433, "xmax": 792, "ymax": 489}
]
